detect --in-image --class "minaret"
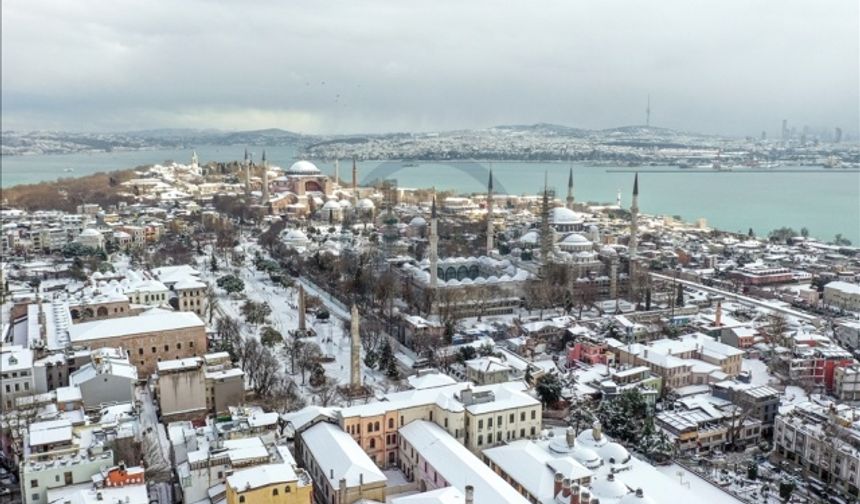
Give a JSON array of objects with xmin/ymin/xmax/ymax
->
[
  {"xmin": 486, "ymin": 169, "xmax": 494, "ymax": 255},
  {"xmin": 191, "ymin": 150, "xmax": 199, "ymax": 171},
  {"xmin": 539, "ymin": 172, "xmax": 553, "ymax": 260},
  {"xmin": 616, "ymin": 189, "xmax": 621, "ymax": 208},
  {"xmin": 261, "ymin": 149, "xmax": 269, "ymax": 204},
  {"xmin": 429, "ymin": 196, "xmax": 439, "ymax": 289},
  {"xmin": 350, "ymin": 304, "xmax": 361, "ymax": 390},
  {"xmin": 351, "ymin": 156, "xmax": 358, "ymax": 206},
  {"xmin": 243, "ymin": 148, "xmax": 250, "ymax": 196},
  {"xmin": 566, "ymin": 166, "xmax": 575, "ymax": 210},
  {"xmin": 629, "ymin": 173, "xmax": 639, "ymax": 257}
]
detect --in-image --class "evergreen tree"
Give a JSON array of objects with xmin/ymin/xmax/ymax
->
[
  {"xmin": 386, "ymin": 356, "xmax": 400, "ymax": 380},
  {"xmin": 535, "ymin": 373, "xmax": 562, "ymax": 407},
  {"xmin": 379, "ymin": 340, "xmax": 394, "ymax": 373},
  {"xmin": 364, "ymin": 349, "xmax": 378, "ymax": 370},
  {"xmin": 676, "ymin": 284, "xmax": 684, "ymax": 307},
  {"xmin": 210, "ymin": 253, "xmax": 219, "ymax": 272}
]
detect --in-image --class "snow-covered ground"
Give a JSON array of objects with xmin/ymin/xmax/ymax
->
[
  {"xmin": 197, "ymin": 242, "xmax": 404, "ymax": 406},
  {"xmin": 742, "ymin": 358, "xmax": 775, "ymax": 387}
]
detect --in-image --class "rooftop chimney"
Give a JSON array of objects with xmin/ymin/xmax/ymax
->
[
  {"xmin": 554, "ymin": 473, "xmax": 564, "ymax": 496},
  {"xmin": 566, "ymin": 426, "xmax": 576, "ymax": 448},
  {"xmin": 571, "ymin": 483, "xmax": 581, "ymax": 504},
  {"xmin": 635, "ymin": 488, "xmax": 644, "ymax": 498},
  {"xmin": 715, "ymin": 301, "xmax": 722, "ymax": 327},
  {"xmin": 562, "ymin": 478, "xmax": 571, "ymax": 498},
  {"xmin": 465, "ymin": 485, "xmax": 474, "ymax": 504},
  {"xmin": 592, "ymin": 421, "xmax": 603, "ymax": 441}
]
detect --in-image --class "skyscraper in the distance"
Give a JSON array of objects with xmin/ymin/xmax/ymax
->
[
  {"xmin": 835, "ymin": 127, "xmax": 843, "ymax": 143},
  {"xmin": 781, "ymin": 119, "xmax": 789, "ymax": 141}
]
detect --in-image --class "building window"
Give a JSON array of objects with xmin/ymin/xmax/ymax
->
[
  {"xmin": 176, "ymin": 343, "xmax": 182, "ymax": 350},
  {"xmin": 272, "ymin": 489, "xmax": 278, "ymax": 496},
  {"xmin": 285, "ymin": 486, "xmax": 290, "ymax": 493},
  {"xmin": 478, "ymin": 435, "xmax": 483, "ymax": 446},
  {"xmin": 239, "ymin": 497, "xmax": 245, "ymax": 503},
  {"xmin": 151, "ymin": 347, "xmax": 156, "ymax": 353},
  {"xmin": 531, "ymin": 410, "xmax": 536, "ymax": 420},
  {"xmin": 138, "ymin": 348, "xmax": 144, "ymax": 355},
  {"xmin": 31, "ymin": 480, "xmax": 38, "ymax": 488},
  {"xmin": 520, "ymin": 412, "xmax": 525, "ymax": 421},
  {"xmin": 388, "ymin": 418, "xmax": 394, "ymax": 429},
  {"xmin": 369, "ymin": 439, "xmax": 376, "ymax": 449}
]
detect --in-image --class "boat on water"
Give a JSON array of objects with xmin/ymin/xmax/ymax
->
[
  {"xmin": 63, "ymin": 168, "xmax": 74, "ymax": 173},
  {"xmin": 402, "ymin": 162, "xmax": 420, "ymax": 167}
]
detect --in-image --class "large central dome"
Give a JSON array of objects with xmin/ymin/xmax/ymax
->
[{"xmin": 287, "ymin": 160, "xmax": 321, "ymax": 175}]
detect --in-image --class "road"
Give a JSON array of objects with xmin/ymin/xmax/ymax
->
[{"xmin": 650, "ymin": 272, "xmax": 821, "ymax": 323}]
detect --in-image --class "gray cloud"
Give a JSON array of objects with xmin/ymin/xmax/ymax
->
[{"xmin": 2, "ymin": 0, "xmax": 858, "ymax": 136}]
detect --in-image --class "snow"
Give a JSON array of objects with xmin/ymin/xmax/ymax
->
[
  {"xmin": 69, "ymin": 311, "xmax": 204, "ymax": 342},
  {"xmin": 742, "ymin": 358, "xmax": 774, "ymax": 386},
  {"xmin": 300, "ymin": 421, "xmax": 386, "ymax": 487},
  {"xmin": 655, "ymin": 463, "xmax": 744, "ymax": 503},
  {"xmin": 226, "ymin": 462, "xmax": 299, "ymax": 491},
  {"xmin": 399, "ymin": 420, "xmax": 529, "ymax": 504}
]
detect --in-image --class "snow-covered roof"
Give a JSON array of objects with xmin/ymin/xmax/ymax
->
[
  {"xmin": 286, "ymin": 160, "xmax": 321, "ymax": 175},
  {"xmin": 300, "ymin": 421, "xmax": 386, "ymax": 487},
  {"xmin": 399, "ymin": 420, "xmax": 529, "ymax": 504},
  {"xmin": 69, "ymin": 311, "xmax": 204, "ymax": 342},
  {"xmin": 226, "ymin": 462, "xmax": 299, "ymax": 492},
  {"xmin": 483, "ymin": 439, "xmax": 592, "ymax": 503}
]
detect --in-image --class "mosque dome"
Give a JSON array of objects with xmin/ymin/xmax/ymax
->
[
  {"xmin": 286, "ymin": 160, "xmax": 321, "ymax": 175},
  {"xmin": 576, "ymin": 421, "xmax": 609, "ymax": 450},
  {"xmin": 322, "ymin": 200, "xmax": 341, "ymax": 211},
  {"xmin": 598, "ymin": 441, "xmax": 631, "ymax": 466},
  {"xmin": 562, "ymin": 233, "xmax": 590, "ymax": 244},
  {"xmin": 409, "ymin": 216, "xmax": 428, "ymax": 227},
  {"xmin": 518, "ymin": 230, "xmax": 539, "ymax": 244},
  {"xmin": 357, "ymin": 198, "xmax": 375, "ymax": 210},
  {"xmin": 550, "ymin": 207, "xmax": 585, "ymax": 225},
  {"xmin": 590, "ymin": 474, "xmax": 629, "ymax": 501}
]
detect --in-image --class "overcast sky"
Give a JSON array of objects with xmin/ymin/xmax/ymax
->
[{"xmin": 2, "ymin": 0, "xmax": 858, "ymax": 136}]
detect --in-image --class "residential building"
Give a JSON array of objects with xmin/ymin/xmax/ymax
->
[
  {"xmin": 68, "ymin": 348, "xmax": 137, "ymax": 410},
  {"xmin": 68, "ymin": 311, "xmax": 207, "ymax": 376},
  {"xmin": 398, "ymin": 420, "xmax": 529, "ymax": 504},
  {"xmin": 295, "ymin": 421, "xmax": 387, "ymax": 504},
  {"xmin": 824, "ymin": 281, "xmax": 860, "ymax": 311}
]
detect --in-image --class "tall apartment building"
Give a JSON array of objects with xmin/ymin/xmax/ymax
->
[{"xmin": 774, "ymin": 401, "xmax": 860, "ymax": 499}]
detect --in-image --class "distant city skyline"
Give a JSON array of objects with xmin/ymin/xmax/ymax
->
[{"xmin": 2, "ymin": 0, "xmax": 858, "ymax": 137}]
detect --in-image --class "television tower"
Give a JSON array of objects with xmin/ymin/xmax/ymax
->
[{"xmin": 646, "ymin": 95, "xmax": 651, "ymax": 128}]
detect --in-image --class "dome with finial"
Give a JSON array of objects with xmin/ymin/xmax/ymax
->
[{"xmin": 286, "ymin": 160, "xmax": 321, "ymax": 175}]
